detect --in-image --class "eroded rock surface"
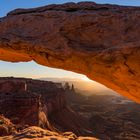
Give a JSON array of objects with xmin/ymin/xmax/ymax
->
[
  {"xmin": 0, "ymin": 126, "xmax": 98, "ymax": 140},
  {"xmin": 0, "ymin": 115, "xmax": 16, "ymax": 136},
  {"xmin": 0, "ymin": 2, "xmax": 140, "ymax": 102}
]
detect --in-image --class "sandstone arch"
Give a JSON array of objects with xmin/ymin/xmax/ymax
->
[{"xmin": 0, "ymin": 2, "xmax": 140, "ymax": 103}]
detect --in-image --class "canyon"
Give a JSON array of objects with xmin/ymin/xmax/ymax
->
[
  {"xmin": 0, "ymin": 77, "xmax": 95, "ymax": 139},
  {"xmin": 67, "ymin": 91, "xmax": 140, "ymax": 139},
  {"xmin": 0, "ymin": 2, "xmax": 140, "ymax": 103},
  {"xmin": 1, "ymin": 77, "xmax": 140, "ymax": 139}
]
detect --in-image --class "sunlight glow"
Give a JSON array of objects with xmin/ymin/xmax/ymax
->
[{"xmin": 80, "ymin": 76, "xmax": 93, "ymax": 82}]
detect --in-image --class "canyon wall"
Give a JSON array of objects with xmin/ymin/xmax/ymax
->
[{"xmin": 0, "ymin": 2, "xmax": 140, "ymax": 103}]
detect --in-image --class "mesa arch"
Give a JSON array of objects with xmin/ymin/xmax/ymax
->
[{"xmin": 0, "ymin": 2, "xmax": 140, "ymax": 103}]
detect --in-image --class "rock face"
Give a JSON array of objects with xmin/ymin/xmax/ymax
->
[
  {"xmin": 0, "ymin": 90, "xmax": 41, "ymax": 127},
  {"xmin": 0, "ymin": 2, "xmax": 140, "ymax": 103},
  {"xmin": 0, "ymin": 78, "xmax": 66, "ymax": 128},
  {"xmin": 0, "ymin": 81, "xmax": 26, "ymax": 93},
  {"xmin": 0, "ymin": 115, "xmax": 16, "ymax": 136}
]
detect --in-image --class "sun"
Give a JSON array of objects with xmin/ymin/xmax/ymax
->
[{"xmin": 80, "ymin": 76, "xmax": 92, "ymax": 82}]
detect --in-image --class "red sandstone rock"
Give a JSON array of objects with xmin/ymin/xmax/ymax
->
[
  {"xmin": 0, "ymin": 90, "xmax": 41, "ymax": 126},
  {"xmin": 0, "ymin": 2, "xmax": 140, "ymax": 103},
  {"xmin": 0, "ymin": 78, "xmax": 65, "ymax": 129},
  {"xmin": 0, "ymin": 115, "xmax": 16, "ymax": 136},
  {"xmin": 0, "ymin": 80, "xmax": 26, "ymax": 93},
  {"xmin": 0, "ymin": 126, "xmax": 98, "ymax": 140}
]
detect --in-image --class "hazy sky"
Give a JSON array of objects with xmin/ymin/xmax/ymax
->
[{"xmin": 0, "ymin": 0, "xmax": 140, "ymax": 79}]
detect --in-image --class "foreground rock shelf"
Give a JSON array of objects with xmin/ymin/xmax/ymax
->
[
  {"xmin": 0, "ymin": 114, "xmax": 97, "ymax": 140},
  {"xmin": 0, "ymin": 2, "xmax": 140, "ymax": 103},
  {"xmin": 1, "ymin": 126, "xmax": 98, "ymax": 140}
]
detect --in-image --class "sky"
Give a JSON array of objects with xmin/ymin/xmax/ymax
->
[{"xmin": 0, "ymin": 0, "xmax": 140, "ymax": 79}]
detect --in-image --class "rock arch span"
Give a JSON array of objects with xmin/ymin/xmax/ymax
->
[{"xmin": 0, "ymin": 2, "xmax": 140, "ymax": 103}]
